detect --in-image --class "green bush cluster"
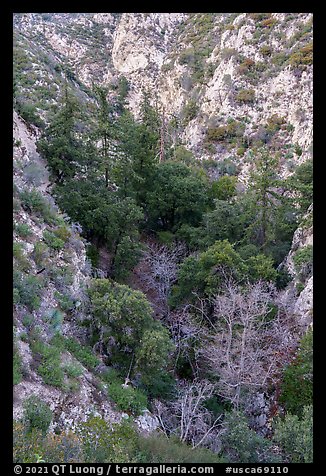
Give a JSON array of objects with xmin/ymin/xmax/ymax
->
[
  {"xmin": 293, "ymin": 245, "xmax": 313, "ymax": 275},
  {"xmin": 23, "ymin": 395, "xmax": 53, "ymax": 434},
  {"xmin": 108, "ymin": 382, "xmax": 148, "ymax": 415},
  {"xmin": 13, "ymin": 242, "xmax": 30, "ymax": 272},
  {"xmin": 15, "ymin": 223, "xmax": 33, "ymax": 238},
  {"xmin": 289, "ymin": 42, "xmax": 313, "ymax": 68},
  {"xmin": 235, "ymin": 89, "xmax": 256, "ymax": 103},
  {"xmin": 60, "ymin": 336, "xmax": 100, "ymax": 370},
  {"xmin": 13, "ymin": 344, "xmax": 23, "ymax": 385},
  {"xmin": 13, "ymin": 272, "xmax": 43, "ymax": 311},
  {"xmin": 279, "ymin": 329, "xmax": 313, "ymax": 416},
  {"xmin": 20, "ymin": 189, "xmax": 57, "ymax": 225},
  {"xmin": 206, "ymin": 120, "xmax": 244, "ymax": 142},
  {"xmin": 43, "ymin": 229, "xmax": 66, "ymax": 251},
  {"xmin": 14, "ymin": 421, "xmax": 83, "ymax": 463},
  {"xmin": 30, "ymin": 339, "xmax": 64, "ymax": 388}
]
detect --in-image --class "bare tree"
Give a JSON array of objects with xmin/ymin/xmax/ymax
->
[
  {"xmin": 143, "ymin": 242, "xmax": 186, "ymax": 314},
  {"xmin": 153, "ymin": 379, "xmax": 223, "ymax": 451},
  {"xmin": 200, "ymin": 280, "xmax": 298, "ymax": 408}
]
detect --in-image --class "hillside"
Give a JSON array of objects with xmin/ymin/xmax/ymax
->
[{"xmin": 13, "ymin": 12, "xmax": 313, "ymax": 464}]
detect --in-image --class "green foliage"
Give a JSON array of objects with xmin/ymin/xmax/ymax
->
[
  {"xmin": 54, "ymin": 180, "xmax": 143, "ymax": 279},
  {"xmin": 112, "ymin": 236, "xmax": 143, "ymax": 281},
  {"xmin": 88, "ymin": 279, "xmax": 174, "ymax": 383},
  {"xmin": 62, "ymin": 362, "xmax": 84, "ymax": 378},
  {"xmin": 280, "ymin": 329, "xmax": 313, "ymax": 416},
  {"xmin": 14, "ymin": 421, "xmax": 83, "ymax": 463},
  {"xmin": 209, "ymin": 176, "xmax": 237, "ymax": 201},
  {"xmin": 260, "ymin": 45, "xmax": 273, "ymax": 56},
  {"xmin": 43, "ymin": 308, "xmax": 64, "ymax": 333},
  {"xmin": 13, "ymin": 272, "xmax": 43, "ymax": 311},
  {"xmin": 16, "ymin": 102, "xmax": 45, "ymax": 128},
  {"xmin": 88, "ymin": 279, "xmax": 153, "ymax": 350},
  {"xmin": 30, "ymin": 340, "xmax": 64, "ymax": 388},
  {"xmin": 13, "ymin": 344, "xmax": 23, "ymax": 385},
  {"xmin": 19, "ymin": 188, "xmax": 57, "ymax": 225},
  {"xmin": 37, "ymin": 88, "xmax": 85, "ymax": 182},
  {"xmin": 289, "ymin": 42, "xmax": 313, "ymax": 68},
  {"xmin": 137, "ymin": 434, "xmax": 224, "ymax": 463},
  {"xmin": 182, "ymin": 99, "xmax": 199, "ymax": 124},
  {"xmin": 23, "ymin": 395, "xmax": 53, "ymax": 434},
  {"xmin": 54, "ymin": 291, "xmax": 75, "ymax": 313},
  {"xmin": 235, "ymin": 89, "xmax": 256, "ymax": 103},
  {"xmin": 221, "ymin": 410, "xmax": 280, "ymax": 463},
  {"xmin": 206, "ymin": 120, "xmax": 244, "ymax": 142},
  {"xmin": 15, "ymin": 223, "xmax": 32, "ymax": 238},
  {"xmin": 13, "ymin": 242, "xmax": 30, "ymax": 272},
  {"xmin": 108, "ymin": 383, "xmax": 148, "ymax": 415},
  {"xmin": 171, "ymin": 240, "xmax": 246, "ymax": 303},
  {"xmin": 286, "ymin": 159, "xmax": 312, "ymax": 214},
  {"xmin": 32, "ymin": 242, "xmax": 49, "ymax": 267},
  {"xmin": 145, "ymin": 161, "xmax": 209, "ymax": 232},
  {"xmin": 293, "ymin": 245, "xmax": 313, "ymax": 278},
  {"xmin": 43, "ymin": 229, "xmax": 65, "ymax": 250},
  {"xmin": 22, "ymin": 314, "xmax": 35, "ymax": 330},
  {"xmin": 172, "ymin": 146, "xmax": 196, "ymax": 165},
  {"xmin": 135, "ymin": 324, "xmax": 175, "ymax": 386},
  {"xmin": 86, "ymin": 244, "xmax": 99, "ymax": 267},
  {"xmin": 245, "ymin": 254, "xmax": 277, "ymax": 282},
  {"xmin": 77, "ymin": 416, "xmax": 139, "ymax": 463},
  {"xmin": 273, "ymin": 405, "xmax": 313, "ymax": 463},
  {"xmin": 62, "ymin": 337, "xmax": 100, "ymax": 370}
]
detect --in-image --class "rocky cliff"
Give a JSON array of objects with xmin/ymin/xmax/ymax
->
[{"xmin": 14, "ymin": 12, "xmax": 313, "ymax": 182}]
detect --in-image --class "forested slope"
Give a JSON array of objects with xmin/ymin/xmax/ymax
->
[{"xmin": 13, "ymin": 12, "xmax": 313, "ymax": 464}]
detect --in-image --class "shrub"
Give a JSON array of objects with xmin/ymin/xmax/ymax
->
[
  {"xmin": 23, "ymin": 395, "xmax": 53, "ymax": 434},
  {"xmin": 62, "ymin": 362, "xmax": 83, "ymax": 378},
  {"xmin": 22, "ymin": 314, "xmax": 34, "ymax": 330},
  {"xmin": 221, "ymin": 410, "xmax": 280, "ymax": 463},
  {"xmin": 279, "ymin": 329, "xmax": 313, "ymax": 415},
  {"xmin": 86, "ymin": 244, "xmax": 99, "ymax": 267},
  {"xmin": 20, "ymin": 189, "xmax": 57, "ymax": 225},
  {"xmin": 137, "ymin": 434, "xmax": 223, "ymax": 463},
  {"xmin": 32, "ymin": 242, "xmax": 49, "ymax": 267},
  {"xmin": 77, "ymin": 416, "xmax": 139, "ymax": 463},
  {"xmin": 16, "ymin": 102, "xmax": 45, "ymax": 129},
  {"xmin": 293, "ymin": 245, "xmax": 313, "ymax": 277},
  {"xmin": 43, "ymin": 308, "xmax": 64, "ymax": 333},
  {"xmin": 31, "ymin": 340, "xmax": 64, "ymax": 388},
  {"xmin": 235, "ymin": 89, "xmax": 255, "ymax": 103},
  {"xmin": 13, "ymin": 421, "xmax": 83, "ymax": 463},
  {"xmin": 273, "ymin": 405, "xmax": 313, "ymax": 463},
  {"xmin": 289, "ymin": 42, "xmax": 313, "ymax": 68},
  {"xmin": 182, "ymin": 99, "xmax": 199, "ymax": 123},
  {"xmin": 13, "ymin": 345, "xmax": 23, "ymax": 385},
  {"xmin": 43, "ymin": 229, "xmax": 65, "ymax": 250},
  {"xmin": 14, "ymin": 274, "xmax": 43, "ymax": 311},
  {"xmin": 245, "ymin": 254, "xmax": 277, "ymax": 283},
  {"xmin": 15, "ymin": 223, "xmax": 33, "ymax": 238},
  {"xmin": 13, "ymin": 242, "xmax": 30, "ymax": 272},
  {"xmin": 54, "ymin": 291, "xmax": 75, "ymax": 312},
  {"xmin": 63, "ymin": 337, "xmax": 100, "ymax": 370},
  {"xmin": 24, "ymin": 163, "xmax": 47, "ymax": 186},
  {"xmin": 271, "ymin": 52, "xmax": 289, "ymax": 66},
  {"xmin": 260, "ymin": 45, "xmax": 273, "ymax": 56},
  {"xmin": 108, "ymin": 382, "xmax": 147, "ymax": 415}
]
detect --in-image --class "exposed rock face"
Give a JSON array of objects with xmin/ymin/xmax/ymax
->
[
  {"xmin": 280, "ymin": 205, "xmax": 313, "ymax": 328},
  {"xmin": 13, "ymin": 13, "xmax": 313, "ymax": 179},
  {"xmin": 135, "ymin": 409, "xmax": 160, "ymax": 434},
  {"xmin": 13, "ymin": 111, "xmax": 122, "ymax": 432}
]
